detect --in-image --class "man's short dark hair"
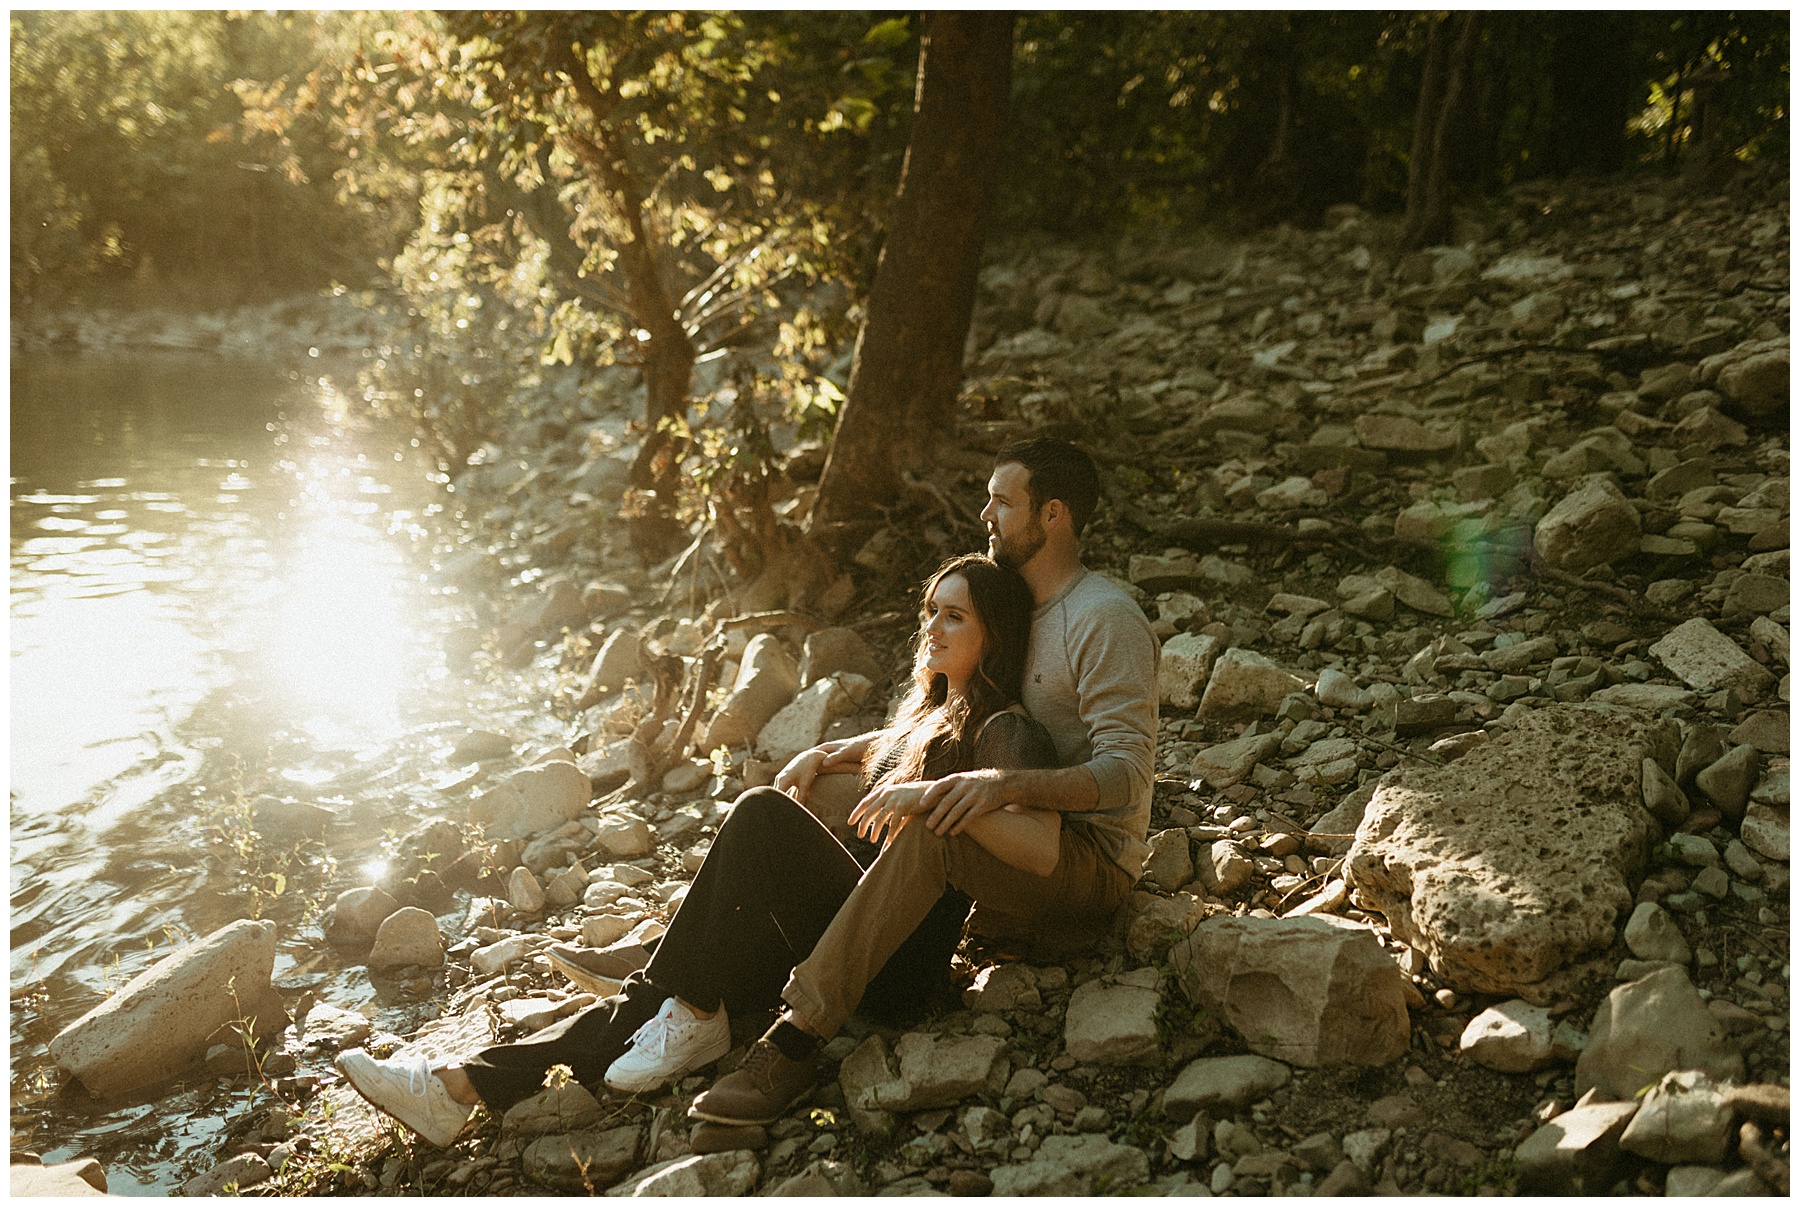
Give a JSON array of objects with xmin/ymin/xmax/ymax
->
[{"xmin": 996, "ymin": 438, "xmax": 1100, "ymax": 535}]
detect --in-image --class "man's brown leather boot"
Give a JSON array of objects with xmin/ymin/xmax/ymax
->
[{"xmin": 686, "ymin": 1037, "xmax": 819, "ymax": 1125}]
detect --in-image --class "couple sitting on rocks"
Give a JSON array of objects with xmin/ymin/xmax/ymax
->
[{"xmin": 336, "ymin": 438, "xmax": 1159, "ymax": 1147}]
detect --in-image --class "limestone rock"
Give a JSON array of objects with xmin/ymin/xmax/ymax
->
[
  {"xmin": 1623, "ymin": 902, "xmax": 1690, "ymax": 965},
  {"xmin": 1619, "ymin": 1069, "xmax": 1734, "ymax": 1166},
  {"xmin": 1650, "ymin": 619, "xmax": 1776, "ymax": 695},
  {"xmin": 524, "ymin": 1124, "xmax": 641, "ymax": 1191},
  {"xmin": 1140, "ymin": 828, "xmax": 1194, "ymax": 892},
  {"xmin": 1201, "ymin": 839, "xmax": 1255, "ymax": 894},
  {"xmin": 963, "ymin": 964, "xmax": 1041, "ymax": 1014},
  {"xmin": 49, "ymin": 919, "xmax": 287, "ymax": 1097},
  {"xmin": 323, "ymin": 885, "xmax": 400, "ymax": 946},
  {"xmin": 1534, "ymin": 476, "xmax": 1641, "ymax": 573},
  {"xmin": 1459, "ymin": 1000, "xmax": 1555, "ymax": 1072},
  {"xmin": 1192, "ymin": 730, "xmax": 1282, "ymax": 790},
  {"xmin": 1663, "ymin": 1166, "xmax": 1728, "ymax": 1196},
  {"xmin": 544, "ymin": 863, "xmax": 591, "ymax": 909},
  {"xmin": 1354, "ymin": 414, "xmax": 1456, "ymax": 453},
  {"xmin": 1158, "ymin": 632, "xmax": 1222, "ymax": 710},
  {"xmin": 756, "ymin": 677, "xmax": 855, "ymax": 766},
  {"xmin": 1168, "ymin": 914, "xmax": 1409, "ymax": 1067},
  {"xmin": 1197, "ymin": 649, "xmax": 1307, "ymax": 719},
  {"xmin": 798, "ymin": 627, "xmax": 883, "ymax": 689},
  {"xmin": 840, "ymin": 1031, "xmax": 1008, "ymax": 1113},
  {"xmin": 368, "ymin": 907, "xmax": 444, "ymax": 969},
  {"xmin": 1515, "ymin": 1101, "xmax": 1639, "ymax": 1195},
  {"xmin": 1575, "ymin": 966, "xmax": 1744, "ymax": 1100},
  {"xmin": 583, "ymin": 629, "xmax": 644, "ymax": 699},
  {"xmin": 1696, "ymin": 743, "xmax": 1759, "ymax": 819},
  {"xmin": 1740, "ymin": 803, "xmax": 1788, "ymax": 860},
  {"xmin": 1640, "ymin": 758, "xmax": 1690, "ymax": 829},
  {"xmin": 593, "ymin": 812, "xmax": 655, "ymax": 859},
  {"xmin": 299, "ymin": 1002, "xmax": 372, "ymax": 1051},
  {"xmin": 503, "ymin": 1083, "xmax": 604, "ymax": 1138},
  {"xmin": 471, "ymin": 760, "xmax": 592, "ymax": 841},
  {"xmin": 608, "ymin": 1151, "xmax": 763, "ymax": 1201},
  {"xmin": 508, "ymin": 867, "xmax": 546, "ymax": 913},
  {"xmin": 1716, "ymin": 347, "xmax": 1788, "ymax": 421},
  {"xmin": 989, "ymin": 1134, "xmax": 1151, "ymax": 1196},
  {"xmin": 1125, "ymin": 892, "xmax": 1205, "ymax": 964},
  {"xmin": 11, "ymin": 1160, "xmax": 110, "ymax": 1197},
  {"xmin": 1163, "ymin": 1055, "xmax": 1292, "ymax": 1122},
  {"xmin": 705, "ymin": 634, "xmax": 798, "ymax": 751},
  {"xmin": 1374, "ymin": 565, "xmax": 1453, "ymax": 618},
  {"xmin": 1315, "ymin": 667, "xmax": 1373, "ymax": 710},
  {"xmin": 1344, "ymin": 706, "xmax": 1654, "ymax": 995},
  {"xmin": 1063, "ymin": 971, "xmax": 1163, "ymax": 1066},
  {"xmin": 183, "ymin": 1153, "xmax": 273, "ymax": 1196}
]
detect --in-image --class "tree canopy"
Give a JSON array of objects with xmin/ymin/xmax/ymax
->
[{"xmin": 11, "ymin": 10, "xmax": 1788, "ymax": 544}]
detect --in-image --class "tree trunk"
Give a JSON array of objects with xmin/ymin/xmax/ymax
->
[
  {"xmin": 1545, "ymin": 12, "xmax": 1637, "ymax": 176},
  {"xmin": 811, "ymin": 11, "xmax": 1014, "ymax": 535},
  {"xmin": 1402, "ymin": 15, "xmax": 1451, "ymax": 241},
  {"xmin": 1403, "ymin": 13, "xmax": 1481, "ymax": 249},
  {"xmin": 558, "ymin": 43, "xmax": 697, "ymax": 557}
]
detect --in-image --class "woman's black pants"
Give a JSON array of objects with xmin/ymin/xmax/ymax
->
[{"xmin": 461, "ymin": 787, "xmax": 967, "ymax": 1111}]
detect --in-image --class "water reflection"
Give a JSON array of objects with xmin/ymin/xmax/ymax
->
[{"xmin": 8, "ymin": 353, "xmax": 552, "ymax": 1190}]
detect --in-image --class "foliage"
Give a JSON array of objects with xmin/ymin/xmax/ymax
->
[
  {"xmin": 9, "ymin": 11, "xmax": 398, "ymax": 303},
  {"xmin": 999, "ymin": 11, "xmax": 1788, "ymax": 232}
]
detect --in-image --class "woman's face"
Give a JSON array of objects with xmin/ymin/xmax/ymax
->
[{"xmin": 921, "ymin": 572, "xmax": 985, "ymax": 692}]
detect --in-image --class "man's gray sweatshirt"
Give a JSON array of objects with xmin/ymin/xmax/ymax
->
[{"xmin": 1020, "ymin": 569, "xmax": 1159, "ymax": 878}]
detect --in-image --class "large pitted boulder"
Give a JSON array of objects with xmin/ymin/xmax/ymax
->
[
  {"xmin": 1344, "ymin": 705, "xmax": 1655, "ymax": 996},
  {"xmin": 704, "ymin": 634, "xmax": 798, "ymax": 751},
  {"xmin": 1167, "ymin": 915, "xmax": 1409, "ymax": 1067},
  {"xmin": 1575, "ymin": 966, "xmax": 1744, "ymax": 1100},
  {"xmin": 49, "ymin": 919, "xmax": 288, "ymax": 1097},
  {"xmin": 839, "ymin": 1031, "xmax": 1008, "ymax": 1113},
  {"xmin": 1533, "ymin": 475, "xmax": 1641, "ymax": 573},
  {"xmin": 470, "ymin": 760, "xmax": 591, "ymax": 841}
]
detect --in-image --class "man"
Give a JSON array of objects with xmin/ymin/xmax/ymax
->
[{"xmin": 687, "ymin": 437, "xmax": 1158, "ymax": 1125}]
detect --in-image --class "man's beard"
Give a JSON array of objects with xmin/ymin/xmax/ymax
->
[{"xmin": 989, "ymin": 516, "xmax": 1046, "ymax": 569}]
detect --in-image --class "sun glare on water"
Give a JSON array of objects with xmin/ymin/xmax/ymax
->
[{"xmin": 263, "ymin": 459, "xmax": 412, "ymax": 742}]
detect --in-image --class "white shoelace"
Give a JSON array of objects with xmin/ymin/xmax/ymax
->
[
  {"xmin": 395, "ymin": 1054, "xmax": 434, "ymax": 1097},
  {"xmin": 625, "ymin": 998, "xmax": 685, "ymax": 1059}
]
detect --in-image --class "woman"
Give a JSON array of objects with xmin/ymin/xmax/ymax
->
[{"xmin": 335, "ymin": 554, "xmax": 1062, "ymax": 1146}]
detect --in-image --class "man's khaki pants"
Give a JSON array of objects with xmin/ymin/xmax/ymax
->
[{"xmin": 782, "ymin": 812, "xmax": 1130, "ymax": 1039}]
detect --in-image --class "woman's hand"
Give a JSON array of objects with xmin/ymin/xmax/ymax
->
[
  {"xmin": 775, "ymin": 734, "xmax": 871, "ymax": 802},
  {"xmin": 848, "ymin": 781, "xmax": 930, "ymax": 846}
]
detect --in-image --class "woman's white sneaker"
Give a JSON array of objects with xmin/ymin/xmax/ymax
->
[
  {"xmin": 603, "ymin": 997, "xmax": 730, "ymax": 1094},
  {"xmin": 335, "ymin": 1050, "xmax": 473, "ymax": 1147}
]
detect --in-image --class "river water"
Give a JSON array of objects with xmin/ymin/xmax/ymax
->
[{"xmin": 10, "ymin": 352, "xmax": 559, "ymax": 1192}]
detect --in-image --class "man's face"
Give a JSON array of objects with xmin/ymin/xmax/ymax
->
[{"xmin": 981, "ymin": 462, "xmax": 1046, "ymax": 570}]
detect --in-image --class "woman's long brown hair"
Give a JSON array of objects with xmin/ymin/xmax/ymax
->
[{"xmin": 864, "ymin": 554, "xmax": 1035, "ymax": 790}]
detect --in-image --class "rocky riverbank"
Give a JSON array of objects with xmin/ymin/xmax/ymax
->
[{"xmin": 21, "ymin": 163, "xmax": 1788, "ymax": 1197}]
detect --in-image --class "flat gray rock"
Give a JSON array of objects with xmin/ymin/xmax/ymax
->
[{"xmin": 1650, "ymin": 618, "xmax": 1776, "ymax": 694}]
